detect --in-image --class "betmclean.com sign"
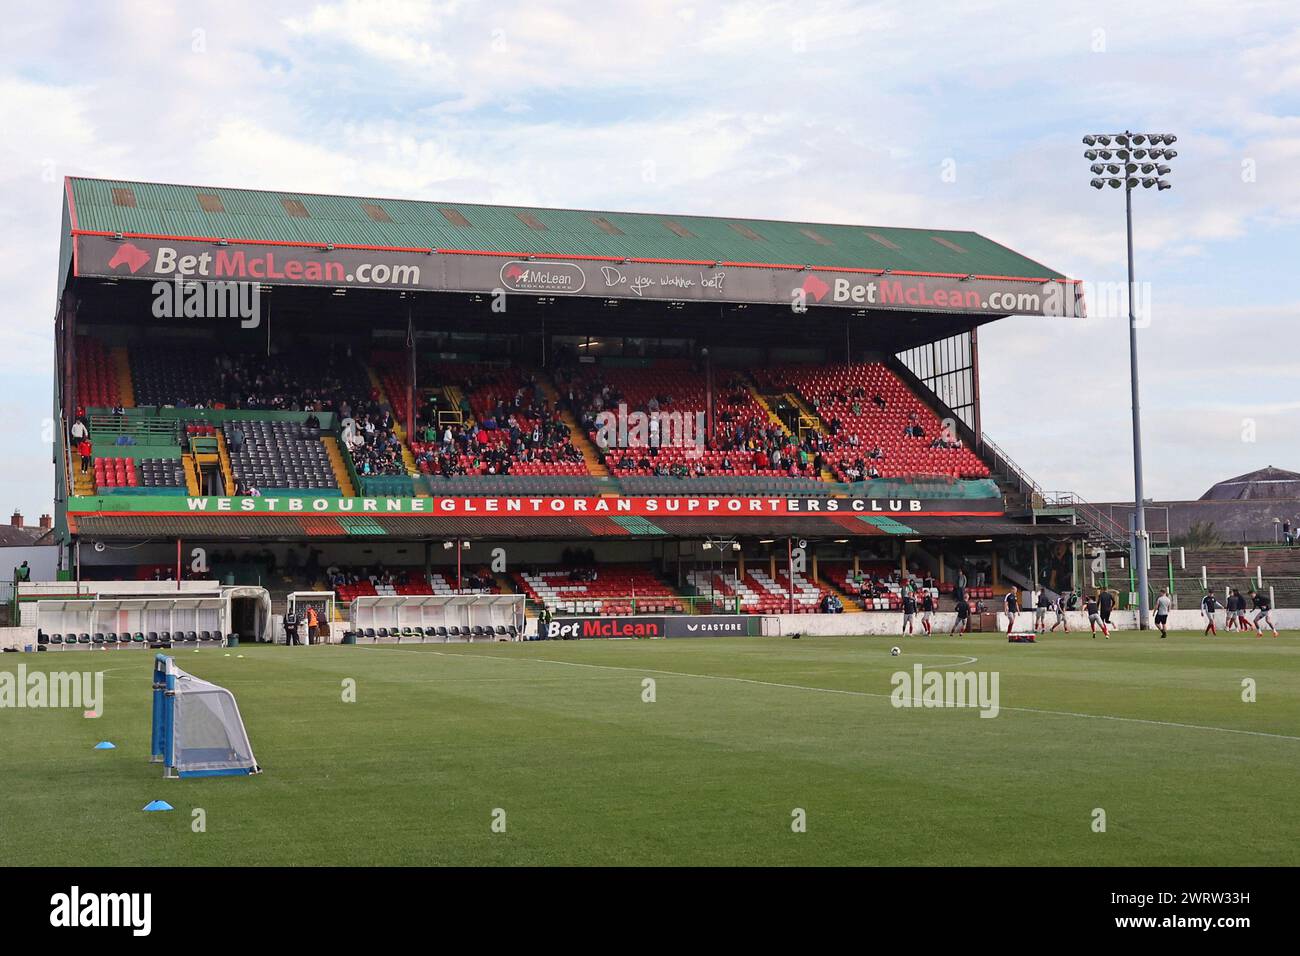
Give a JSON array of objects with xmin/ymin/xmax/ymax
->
[
  {"xmin": 69, "ymin": 495, "xmax": 1004, "ymax": 516},
  {"xmin": 75, "ymin": 234, "xmax": 1083, "ymax": 317}
]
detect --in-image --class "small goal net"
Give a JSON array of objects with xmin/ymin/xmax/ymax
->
[{"xmin": 151, "ymin": 654, "xmax": 260, "ymax": 778}]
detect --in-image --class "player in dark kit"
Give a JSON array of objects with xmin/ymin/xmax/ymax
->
[
  {"xmin": 921, "ymin": 592, "xmax": 935, "ymax": 635},
  {"xmin": 1234, "ymin": 589, "xmax": 1251, "ymax": 632},
  {"xmin": 1223, "ymin": 590, "xmax": 1238, "ymax": 631},
  {"xmin": 901, "ymin": 592, "xmax": 917, "ymax": 635},
  {"xmin": 1201, "ymin": 590, "xmax": 1220, "ymax": 636},
  {"xmin": 1003, "ymin": 588, "xmax": 1019, "ymax": 635},
  {"xmin": 1249, "ymin": 589, "xmax": 1279, "ymax": 637},
  {"xmin": 1098, "ymin": 588, "xmax": 1116, "ymax": 629},
  {"xmin": 1048, "ymin": 591, "xmax": 1070, "ymax": 632},
  {"xmin": 950, "ymin": 596, "xmax": 971, "ymax": 634},
  {"xmin": 1085, "ymin": 594, "xmax": 1109, "ymax": 639}
]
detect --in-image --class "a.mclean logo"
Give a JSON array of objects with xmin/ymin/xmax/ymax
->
[
  {"xmin": 107, "ymin": 242, "xmax": 151, "ymax": 274},
  {"xmin": 50, "ymin": 886, "xmax": 151, "ymax": 936},
  {"xmin": 499, "ymin": 260, "xmax": 586, "ymax": 294}
]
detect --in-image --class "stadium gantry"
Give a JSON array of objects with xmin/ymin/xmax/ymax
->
[{"xmin": 33, "ymin": 175, "xmax": 1109, "ymax": 643}]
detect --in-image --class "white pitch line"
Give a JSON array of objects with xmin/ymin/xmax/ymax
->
[{"xmin": 395, "ymin": 647, "xmax": 1300, "ymax": 743}]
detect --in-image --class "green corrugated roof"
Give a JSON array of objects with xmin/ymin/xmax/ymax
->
[
  {"xmin": 858, "ymin": 515, "xmax": 918, "ymax": 535},
  {"xmin": 66, "ymin": 177, "xmax": 1064, "ymax": 278}
]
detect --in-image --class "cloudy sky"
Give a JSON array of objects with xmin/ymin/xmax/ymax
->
[{"xmin": 2, "ymin": 0, "xmax": 1297, "ymax": 521}]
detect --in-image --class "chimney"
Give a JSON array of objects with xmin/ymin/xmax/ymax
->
[
  {"xmin": 39, "ymin": 514, "xmax": 52, "ymax": 529},
  {"xmin": 10, "ymin": 510, "xmax": 22, "ymax": 528}
]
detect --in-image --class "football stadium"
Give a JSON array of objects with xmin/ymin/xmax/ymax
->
[{"xmin": 1, "ymin": 175, "xmax": 1295, "ymax": 881}]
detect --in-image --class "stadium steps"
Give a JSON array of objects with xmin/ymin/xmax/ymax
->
[
  {"xmin": 537, "ymin": 374, "xmax": 608, "ymax": 479},
  {"xmin": 181, "ymin": 453, "xmax": 201, "ymax": 496},
  {"xmin": 445, "ymin": 385, "xmax": 473, "ymax": 427},
  {"xmin": 71, "ymin": 460, "xmax": 97, "ymax": 496},
  {"xmin": 110, "ymin": 346, "xmax": 135, "ymax": 407},
  {"xmin": 744, "ymin": 382, "xmax": 787, "ymax": 430},
  {"xmin": 214, "ymin": 431, "xmax": 236, "ymax": 495},
  {"xmin": 321, "ymin": 437, "xmax": 357, "ymax": 497},
  {"xmin": 364, "ymin": 362, "xmax": 421, "ymax": 479},
  {"xmin": 780, "ymin": 391, "xmax": 837, "ymax": 481},
  {"xmin": 821, "ymin": 575, "xmax": 866, "ymax": 612}
]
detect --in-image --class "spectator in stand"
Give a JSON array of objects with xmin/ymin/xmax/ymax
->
[
  {"xmin": 70, "ymin": 417, "xmax": 88, "ymax": 443},
  {"xmin": 78, "ymin": 436, "xmax": 92, "ymax": 473}
]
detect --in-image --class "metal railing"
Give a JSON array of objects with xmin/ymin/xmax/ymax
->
[
  {"xmin": 979, "ymin": 432, "xmax": 1045, "ymax": 503},
  {"xmin": 89, "ymin": 414, "xmax": 180, "ymax": 445}
]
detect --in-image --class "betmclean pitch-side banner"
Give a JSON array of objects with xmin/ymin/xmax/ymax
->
[
  {"xmin": 68, "ymin": 495, "xmax": 1005, "ymax": 516},
  {"xmin": 545, "ymin": 617, "xmax": 666, "ymax": 639},
  {"xmin": 75, "ymin": 235, "xmax": 1085, "ymax": 317}
]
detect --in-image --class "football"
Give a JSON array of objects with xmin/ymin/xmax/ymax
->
[{"xmin": 891, "ymin": 646, "xmax": 901, "ymax": 656}]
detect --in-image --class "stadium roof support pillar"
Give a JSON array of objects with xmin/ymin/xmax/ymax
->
[{"xmin": 970, "ymin": 326, "xmax": 983, "ymax": 451}]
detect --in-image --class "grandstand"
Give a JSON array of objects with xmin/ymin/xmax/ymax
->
[{"xmin": 52, "ymin": 174, "xmax": 1240, "ymax": 641}]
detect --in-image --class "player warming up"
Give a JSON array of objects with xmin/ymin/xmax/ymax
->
[
  {"xmin": 1248, "ymin": 589, "xmax": 1279, "ymax": 637},
  {"xmin": 1048, "ymin": 591, "xmax": 1070, "ymax": 632},
  {"xmin": 901, "ymin": 591, "xmax": 917, "ymax": 635},
  {"xmin": 1234, "ymin": 589, "xmax": 1251, "ymax": 632},
  {"xmin": 1201, "ymin": 590, "xmax": 1221, "ymax": 636},
  {"xmin": 1154, "ymin": 588, "xmax": 1172, "ymax": 639},
  {"xmin": 950, "ymin": 595, "xmax": 971, "ymax": 634},
  {"xmin": 1003, "ymin": 587, "xmax": 1019, "ymax": 635},
  {"xmin": 1086, "ymin": 593, "xmax": 1109, "ymax": 639},
  {"xmin": 921, "ymin": 591, "xmax": 935, "ymax": 635}
]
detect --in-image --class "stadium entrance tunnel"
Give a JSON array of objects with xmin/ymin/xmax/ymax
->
[{"xmin": 226, "ymin": 586, "xmax": 271, "ymax": 643}]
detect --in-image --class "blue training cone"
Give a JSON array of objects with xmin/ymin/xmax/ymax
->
[
  {"xmin": 93, "ymin": 741, "xmax": 116, "ymax": 750},
  {"xmin": 142, "ymin": 800, "xmax": 174, "ymax": 812}
]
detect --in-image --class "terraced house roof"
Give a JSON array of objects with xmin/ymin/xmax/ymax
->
[{"xmin": 66, "ymin": 177, "xmax": 1066, "ymax": 280}]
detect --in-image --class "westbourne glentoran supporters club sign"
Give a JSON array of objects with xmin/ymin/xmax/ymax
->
[{"xmin": 68, "ymin": 495, "xmax": 1003, "ymax": 517}]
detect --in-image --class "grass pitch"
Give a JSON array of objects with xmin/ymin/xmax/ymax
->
[{"xmin": 2, "ymin": 630, "xmax": 1297, "ymax": 866}]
